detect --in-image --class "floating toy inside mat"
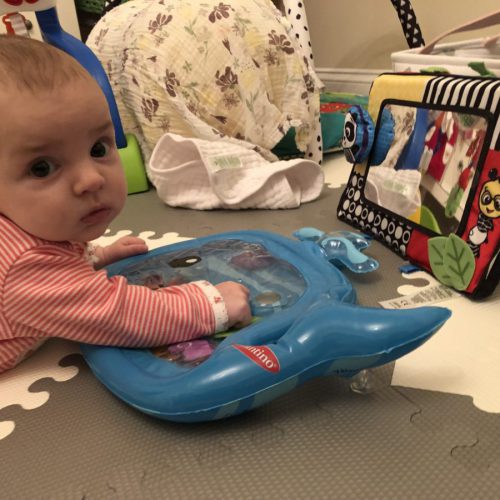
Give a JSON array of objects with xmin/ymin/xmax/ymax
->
[{"xmin": 81, "ymin": 230, "xmax": 451, "ymax": 423}]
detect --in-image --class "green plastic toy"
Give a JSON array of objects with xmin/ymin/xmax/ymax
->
[{"xmin": 118, "ymin": 133, "xmax": 149, "ymax": 194}]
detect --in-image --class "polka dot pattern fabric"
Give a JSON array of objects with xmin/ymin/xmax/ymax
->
[
  {"xmin": 282, "ymin": 0, "xmax": 324, "ymax": 164},
  {"xmin": 102, "ymin": 0, "xmax": 120, "ymax": 15},
  {"xmin": 282, "ymin": 0, "xmax": 314, "ymax": 63}
]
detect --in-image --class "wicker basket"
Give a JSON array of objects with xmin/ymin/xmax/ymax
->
[{"xmin": 392, "ymin": 10, "xmax": 500, "ymax": 77}]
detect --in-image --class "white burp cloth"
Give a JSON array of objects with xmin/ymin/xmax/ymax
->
[{"xmin": 148, "ymin": 133, "xmax": 324, "ymax": 210}]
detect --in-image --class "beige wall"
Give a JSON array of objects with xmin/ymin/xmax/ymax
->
[{"xmin": 307, "ymin": 1, "xmax": 499, "ymax": 70}]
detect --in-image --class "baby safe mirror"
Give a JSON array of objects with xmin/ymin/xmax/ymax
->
[
  {"xmin": 364, "ymin": 101, "xmax": 490, "ymax": 236},
  {"xmin": 338, "ymin": 72, "xmax": 500, "ymax": 298}
]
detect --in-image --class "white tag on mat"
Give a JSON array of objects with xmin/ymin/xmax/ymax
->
[{"xmin": 379, "ymin": 284, "xmax": 461, "ymax": 309}]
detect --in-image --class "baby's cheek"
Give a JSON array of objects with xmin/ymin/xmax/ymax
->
[{"xmin": 113, "ymin": 170, "xmax": 128, "ymax": 206}]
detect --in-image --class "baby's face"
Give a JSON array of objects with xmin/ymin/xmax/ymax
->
[{"xmin": 0, "ymin": 77, "xmax": 127, "ymax": 242}]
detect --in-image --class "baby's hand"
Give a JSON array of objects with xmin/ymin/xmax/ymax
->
[
  {"xmin": 95, "ymin": 236, "xmax": 148, "ymax": 268},
  {"xmin": 215, "ymin": 281, "xmax": 252, "ymax": 329}
]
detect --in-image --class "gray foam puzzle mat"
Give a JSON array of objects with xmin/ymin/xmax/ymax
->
[{"xmin": 2, "ymin": 154, "xmax": 500, "ymax": 499}]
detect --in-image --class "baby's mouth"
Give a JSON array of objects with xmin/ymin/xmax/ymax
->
[{"xmin": 81, "ymin": 206, "xmax": 112, "ymax": 224}]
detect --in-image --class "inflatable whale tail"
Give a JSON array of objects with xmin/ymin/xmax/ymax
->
[{"xmin": 277, "ymin": 301, "xmax": 451, "ymax": 373}]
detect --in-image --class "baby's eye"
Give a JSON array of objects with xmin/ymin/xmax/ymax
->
[
  {"xmin": 29, "ymin": 159, "xmax": 57, "ymax": 178},
  {"xmin": 90, "ymin": 140, "xmax": 110, "ymax": 158}
]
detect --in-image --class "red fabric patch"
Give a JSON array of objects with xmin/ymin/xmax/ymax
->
[
  {"xmin": 406, "ymin": 230, "xmax": 431, "ymax": 272},
  {"xmin": 320, "ymin": 102, "xmax": 350, "ymax": 113}
]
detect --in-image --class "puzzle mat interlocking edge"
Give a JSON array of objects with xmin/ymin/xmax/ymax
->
[{"xmin": 1, "ymin": 154, "xmax": 500, "ymax": 499}]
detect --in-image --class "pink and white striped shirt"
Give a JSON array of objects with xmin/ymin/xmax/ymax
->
[{"xmin": 0, "ymin": 215, "xmax": 228, "ymax": 374}]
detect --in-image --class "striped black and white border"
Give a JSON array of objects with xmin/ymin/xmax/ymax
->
[{"xmin": 422, "ymin": 75, "xmax": 500, "ymax": 151}]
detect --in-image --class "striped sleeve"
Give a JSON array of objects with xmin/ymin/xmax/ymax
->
[{"xmin": 3, "ymin": 245, "xmax": 227, "ymax": 349}]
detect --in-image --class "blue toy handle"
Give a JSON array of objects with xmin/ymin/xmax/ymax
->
[
  {"xmin": 396, "ymin": 107, "xmax": 428, "ymax": 170},
  {"xmin": 35, "ymin": 7, "xmax": 127, "ymax": 149},
  {"xmin": 294, "ymin": 228, "xmax": 379, "ymax": 274}
]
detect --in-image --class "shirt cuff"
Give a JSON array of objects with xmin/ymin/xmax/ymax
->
[
  {"xmin": 191, "ymin": 280, "xmax": 228, "ymax": 332},
  {"xmin": 84, "ymin": 242, "xmax": 101, "ymax": 266}
]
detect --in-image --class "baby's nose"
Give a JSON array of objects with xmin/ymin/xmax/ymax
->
[{"xmin": 73, "ymin": 163, "xmax": 106, "ymax": 195}]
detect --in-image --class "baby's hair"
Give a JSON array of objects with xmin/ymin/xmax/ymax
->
[{"xmin": 0, "ymin": 35, "xmax": 92, "ymax": 92}]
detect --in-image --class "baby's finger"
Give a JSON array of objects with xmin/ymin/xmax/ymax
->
[
  {"xmin": 118, "ymin": 243, "xmax": 148, "ymax": 259},
  {"xmin": 121, "ymin": 236, "xmax": 147, "ymax": 246}
]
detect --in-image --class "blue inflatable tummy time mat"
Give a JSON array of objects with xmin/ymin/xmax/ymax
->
[{"xmin": 81, "ymin": 230, "xmax": 451, "ymax": 423}]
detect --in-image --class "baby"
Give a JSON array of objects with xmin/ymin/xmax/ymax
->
[{"xmin": 0, "ymin": 35, "xmax": 252, "ymax": 373}]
